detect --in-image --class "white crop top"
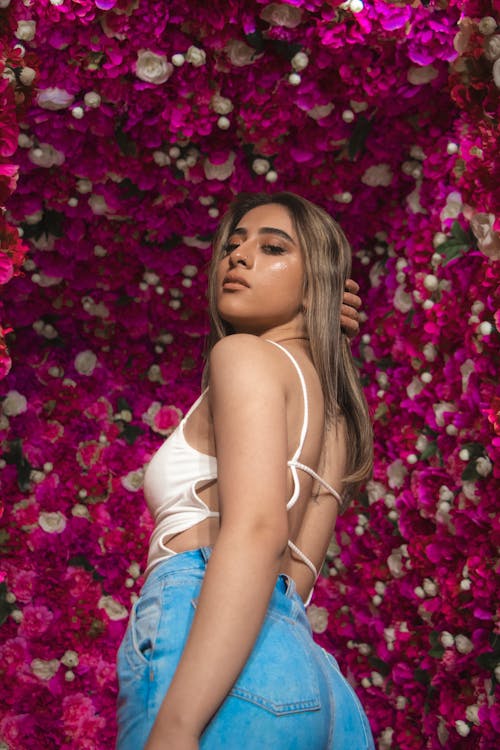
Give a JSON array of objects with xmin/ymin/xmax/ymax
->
[{"xmin": 143, "ymin": 340, "xmax": 343, "ymax": 597}]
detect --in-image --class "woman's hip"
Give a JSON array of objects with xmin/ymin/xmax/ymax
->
[{"xmin": 116, "ymin": 548, "xmax": 374, "ymax": 749}]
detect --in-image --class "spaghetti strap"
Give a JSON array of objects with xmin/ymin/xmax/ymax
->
[
  {"xmin": 292, "ymin": 461, "xmax": 343, "ymax": 508},
  {"xmin": 181, "ymin": 387, "xmax": 209, "ymax": 423}
]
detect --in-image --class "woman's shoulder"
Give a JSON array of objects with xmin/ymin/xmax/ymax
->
[
  {"xmin": 208, "ymin": 335, "xmax": 287, "ymax": 393},
  {"xmin": 210, "ymin": 334, "xmax": 280, "ymax": 366}
]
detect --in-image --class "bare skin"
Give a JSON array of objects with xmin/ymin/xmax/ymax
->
[{"xmin": 144, "ymin": 204, "xmax": 350, "ymax": 750}]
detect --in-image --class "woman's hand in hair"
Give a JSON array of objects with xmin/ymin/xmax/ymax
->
[{"xmin": 341, "ymin": 279, "xmax": 362, "ymax": 339}]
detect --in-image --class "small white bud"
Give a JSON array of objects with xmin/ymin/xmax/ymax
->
[
  {"xmin": 478, "ymin": 321, "xmax": 493, "ymax": 335},
  {"xmin": 291, "ymin": 52, "xmax": 309, "ymax": 71},
  {"xmin": 288, "ymin": 73, "xmax": 301, "ymax": 86},
  {"xmin": 459, "ymin": 448, "xmax": 470, "ymax": 461},
  {"xmin": 349, "ymin": 0, "xmax": 364, "ymax": 12},
  {"xmin": 342, "ymin": 109, "xmax": 355, "ymax": 123},
  {"xmin": 446, "ymin": 142, "xmax": 459, "ymax": 155},
  {"xmin": 455, "ymin": 720, "xmax": 470, "ymax": 737},
  {"xmin": 171, "ymin": 54, "xmax": 185, "ymax": 66},
  {"xmin": 265, "ymin": 170, "xmax": 278, "ymax": 183},
  {"xmin": 217, "ymin": 116, "xmax": 230, "ymax": 130},
  {"xmin": 423, "ymin": 274, "xmax": 439, "ymax": 291},
  {"xmin": 71, "ymin": 107, "xmax": 84, "ymax": 119}
]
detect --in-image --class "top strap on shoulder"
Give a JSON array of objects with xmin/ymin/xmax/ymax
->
[{"xmin": 264, "ymin": 340, "xmax": 309, "ymax": 462}]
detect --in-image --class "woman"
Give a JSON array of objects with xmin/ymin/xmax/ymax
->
[{"xmin": 116, "ymin": 192, "xmax": 374, "ymax": 750}]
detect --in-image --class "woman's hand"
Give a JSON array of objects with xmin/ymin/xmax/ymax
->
[{"xmin": 341, "ymin": 279, "xmax": 362, "ymax": 339}]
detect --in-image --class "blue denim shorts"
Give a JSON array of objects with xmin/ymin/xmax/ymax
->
[{"xmin": 116, "ymin": 547, "xmax": 374, "ymax": 750}]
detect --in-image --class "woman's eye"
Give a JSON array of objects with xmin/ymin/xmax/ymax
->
[{"xmin": 263, "ymin": 244, "xmax": 285, "ymax": 255}]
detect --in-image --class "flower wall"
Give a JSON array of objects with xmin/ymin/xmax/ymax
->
[{"xmin": 0, "ymin": 1, "xmax": 499, "ymax": 748}]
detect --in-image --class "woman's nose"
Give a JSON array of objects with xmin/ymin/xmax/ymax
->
[{"xmin": 229, "ymin": 245, "xmax": 251, "ymax": 266}]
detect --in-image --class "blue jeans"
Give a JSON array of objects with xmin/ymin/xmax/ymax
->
[{"xmin": 116, "ymin": 547, "xmax": 374, "ymax": 749}]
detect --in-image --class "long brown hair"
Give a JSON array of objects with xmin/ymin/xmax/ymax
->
[{"xmin": 206, "ymin": 192, "xmax": 372, "ymax": 506}]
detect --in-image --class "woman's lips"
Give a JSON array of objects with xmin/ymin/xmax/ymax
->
[{"xmin": 222, "ymin": 275, "xmax": 249, "ymax": 289}]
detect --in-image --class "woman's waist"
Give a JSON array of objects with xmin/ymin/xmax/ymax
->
[{"xmin": 140, "ymin": 546, "xmax": 310, "ymax": 625}]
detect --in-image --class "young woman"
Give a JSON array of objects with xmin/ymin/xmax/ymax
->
[{"xmin": 116, "ymin": 192, "xmax": 374, "ymax": 750}]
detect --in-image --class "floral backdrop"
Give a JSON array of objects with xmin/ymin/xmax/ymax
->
[{"xmin": 0, "ymin": 0, "xmax": 499, "ymax": 748}]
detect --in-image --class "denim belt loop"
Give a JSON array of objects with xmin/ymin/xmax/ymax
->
[{"xmin": 200, "ymin": 545, "xmax": 212, "ymax": 564}]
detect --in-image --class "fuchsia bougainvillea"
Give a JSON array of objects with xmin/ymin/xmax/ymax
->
[{"xmin": 0, "ymin": 1, "xmax": 498, "ymax": 748}]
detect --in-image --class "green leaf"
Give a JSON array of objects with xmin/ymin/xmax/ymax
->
[
  {"xmin": 0, "ymin": 582, "xmax": 15, "ymax": 627},
  {"xmin": 368, "ymin": 656, "xmax": 391, "ymax": 676},
  {"xmin": 115, "ymin": 127, "xmax": 137, "ymax": 157},
  {"xmin": 450, "ymin": 220, "xmax": 470, "ymax": 244},
  {"xmin": 461, "ymin": 463, "xmax": 480, "ymax": 481},
  {"xmin": 3, "ymin": 439, "xmax": 32, "ymax": 492},
  {"xmin": 117, "ymin": 397, "xmax": 132, "ymax": 412},
  {"xmin": 374, "ymin": 402, "xmax": 388, "ymax": 421},
  {"xmin": 414, "ymin": 668, "xmax": 430, "ymax": 685},
  {"xmin": 420, "ymin": 442, "xmax": 438, "ymax": 461},
  {"xmin": 476, "ymin": 651, "xmax": 500, "ymax": 671},
  {"xmin": 245, "ymin": 30, "xmax": 265, "ymax": 52},
  {"xmin": 121, "ymin": 424, "xmax": 144, "ymax": 445},
  {"xmin": 348, "ymin": 115, "xmax": 372, "ymax": 160}
]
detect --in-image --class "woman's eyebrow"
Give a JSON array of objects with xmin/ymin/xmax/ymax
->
[{"xmin": 231, "ymin": 226, "xmax": 296, "ymax": 244}]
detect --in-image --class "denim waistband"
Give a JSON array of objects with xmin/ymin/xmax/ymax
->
[{"xmin": 141, "ymin": 546, "xmax": 309, "ymax": 625}]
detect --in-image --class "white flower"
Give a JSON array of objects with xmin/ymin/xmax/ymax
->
[
  {"xmin": 135, "ymin": 50, "xmax": 173, "ymax": 84},
  {"xmin": 423, "ymin": 274, "xmax": 439, "ymax": 291},
  {"xmin": 84, "ymin": 91, "xmax": 101, "ymax": 108},
  {"xmin": 39, "ymin": 511, "xmax": 67, "ymax": 533},
  {"xmin": 484, "ymin": 34, "xmax": 500, "ymax": 61},
  {"xmin": 407, "ymin": 64, "xmax": 438, "ymax": 85},
  {"xmin": 479, "ymin": 17, "xmax": 497, "ymax": 36},
  {"xmin": 291, "ymin": 52, "xmax": 309, "ymax": 71},
  {"xmin": 88, "ymin": 194, "xmax": 110, "ymax": 215},
  {"xmin": 2, "ymin": 390, "xmax": 27, "ymax": 416},
  {"xmin": 441, "ymin": 631, "xmax": 454, "ymax": 648},
  {"xmin": 31, "ymin": 658, "xmax": 60, "ymax": 681},
  {"xmin": 74, "ymin": 350, "xmax": 97, "ymax": 375},
  {"xmin": 260, "ymin": 3, "xmax": 303, "ymax": 28},
  {"xmin": 433, "ymin": 402, "xmax": 456, "ymax": 426},
  {"xmin": 406, "ymin": 180, "xmax": 427, "ymax": 214},
  {"xmin": 455, "ymin": 634, "xmax": 474, "ymax": 654},
  {"xmin": 366, "ymin": 480, "xmax": 386, "ymax": 504},
  {"xmin": 76, "ymin": 178, "xmax": 92, "ymax": 194},
  {"xmin": 28, "ymin": 143, "xmax": 65, "ymax": 168},
  {"xmin": 121, "ymin": 468, "xmax": 145, "ymax": 492},
  {"xmin": 361, "ymin": 164, "xmax": 393, "ymax": 187},
  {"xmin": 306, "ymin": 605, "xmax": 328, "ymax": 633},
  {"xmin": 37, "ymin": 87, "xmax": 74, "ymax": 110},
  {"xmin": 393, "ymin": 285, "xmax": 412, "ymax": 313},
  {"xmin": 61, "ymin": 650, "xmax": 79, "ymax": 668},
  {"xmin": 98, "ymin": 595, "xmax": 128, "ymax": 621},
  {"xmin": 455, "ymin": 720, "xmax": 470, "ymax": 737},
  {"xmin": 211, "ymin": 94, "xmax": 233, "ymax": 115},
  {"xmin": 186, "ymin": 45, "xmax": 206, "ymax": 67},
  {"xmin": 440, "ymin": 191, "xmax": 462, "ymax": 224},
  {"xmin": 387, "ymin": 459, "xmax": 407, "ymax": 489},
  {"xmin": 203, "ymin": 151, "xmax": 236, "ymax": 181},
  {"xmin": 475, "ymin": 456, "xmax": 492, "ymax": 477},
  {"xmin": 19, "ymin": 66, "xmax": 36, "ymax": 86},
  {"xmin": 306, "ymin": 102, "xmax": 334, "ymax": 120},
  {"xmin": 460, "ymin": 358, "xmax": 475, "ymax": 392},
  {"xmin": 15, "ymin": 20, "xmax": 36, "ymax": 41},
  {"xmin": 226, "ymin": 40, "xmax": 259, "ymax": 66},
  {"xmin": 252, "ymin": 158, "xmax": 270, "ymax": 175}
]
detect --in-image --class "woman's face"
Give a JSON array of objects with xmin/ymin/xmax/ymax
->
[{"xmin": 215, "ymin": 203, "xmax": 305, "ymax": 335}]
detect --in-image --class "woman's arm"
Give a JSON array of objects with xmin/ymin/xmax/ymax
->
[{"xmin": 145, "ymin": 335, "xmax": 290, "ymax": 749}]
